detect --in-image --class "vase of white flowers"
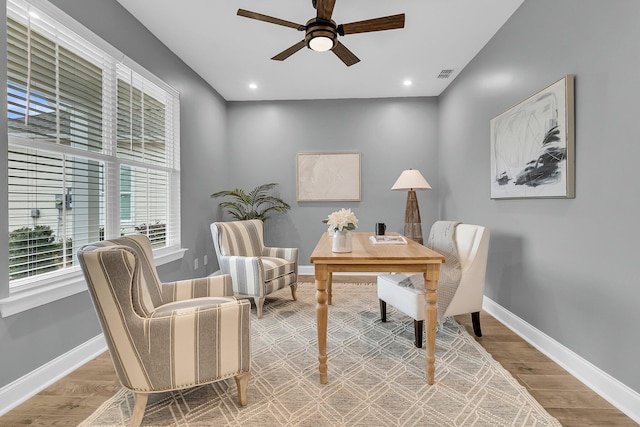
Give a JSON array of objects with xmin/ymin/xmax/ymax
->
[
  {"xmin": 323, "ymin": 208, "xmax": 358, "ymax": 253},
  {"xmin": 331, "ymin": 229, "xmax": 352, "ymax": 253}
]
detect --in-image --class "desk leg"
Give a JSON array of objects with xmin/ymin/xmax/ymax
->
[
  {"xmin": 315, "ymin": 265, "xmax": 329, "ymax": 384},
  {"xmin": 424, "ymin": 265, "xmax": 440, "ymax": 385},
  {"xmin": 327, "ymin": 272, "xmax": 333, "ymax": 305}
]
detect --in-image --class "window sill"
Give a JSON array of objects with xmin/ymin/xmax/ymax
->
[{"xmin": 0, "ymin": 246, "xmax": 187, "ymax": 317}]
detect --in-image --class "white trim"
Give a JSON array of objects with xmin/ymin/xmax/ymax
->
[
  {"xmin": 483, "ymin": 295, "xmax": 640, "ymax": 424},
  {"xmin": 0, "ymin": 248, "xmax": 186, "ymax": 317},
  {"xmin": 0, "ymin": 270, "xmax": 87, "ymax": 317},
  {"xmin": 153, "ymin": 246, "xmax": 187, "ymax": 266},
  {"xmin": 0, "ymin": 334, "xmax": 107, "ymax": 416}
]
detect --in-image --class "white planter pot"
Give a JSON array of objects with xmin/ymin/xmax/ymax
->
[{"xmin": 332, "ymin": 229, "xmax": 352, "ymax": 253}]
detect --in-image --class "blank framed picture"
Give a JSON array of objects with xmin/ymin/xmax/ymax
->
[{"xmin": 296, "ymin": 152, "xmax": 361, "ymax": 202}]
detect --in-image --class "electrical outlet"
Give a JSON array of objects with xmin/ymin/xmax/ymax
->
[
  {"xmin": 194, "ymin": 257, "xmax": 199, "ymax": 270},
  {"xmin": 204, "ymin": 255, "xmax": 208, "ymax": 265}
]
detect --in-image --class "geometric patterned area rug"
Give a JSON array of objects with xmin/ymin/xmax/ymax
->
[{"xmin": 79, "ymin": 282, "xmax": 561, "ymax": 427}]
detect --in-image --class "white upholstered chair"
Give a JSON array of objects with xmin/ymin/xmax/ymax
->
[
  {"xmin": 78, "ymin": 235, "xmax": 251, "ymax": 427},
  {"xmin": 210, "ymin": 219, "xmax": 299, "ymax": 318},
  {"xmin": 378, "ymin": 223, "xmax": 490, "ymax": 347}
]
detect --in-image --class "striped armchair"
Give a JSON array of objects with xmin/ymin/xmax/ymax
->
[
  {"xmin": 210, "ymin": 219, "xmax": 298, "ymax": 318},
  {"xmin": 77, "ymin": 235, "xmax": 251, "ymax": 427}
]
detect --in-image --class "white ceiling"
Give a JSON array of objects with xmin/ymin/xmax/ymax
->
[{"xmin": 115, "ymin": 0, "xmax": 524, "ymax": 101}]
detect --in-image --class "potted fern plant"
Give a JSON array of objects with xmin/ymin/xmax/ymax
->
[{"xmin": 211, "ymin": 183, "xmax": 291, "ymax": 222}]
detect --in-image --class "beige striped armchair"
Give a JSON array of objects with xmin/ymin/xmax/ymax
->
[
  {"xmin": 78, "ymin": 234, "xmax": 251, "ymax": 427},
  {"xmin": 210, "ymin": 219, "xmax": 298, "ymax": 318}
]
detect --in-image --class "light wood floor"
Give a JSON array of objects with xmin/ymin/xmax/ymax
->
[{"xmin": 1, "ymin": 276, "xmax": 637, "ymax": 426}]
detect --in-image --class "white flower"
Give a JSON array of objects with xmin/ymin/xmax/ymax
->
[{"xmin": 323, "ymin": 208, "xmax": 359, "ymax": 232}]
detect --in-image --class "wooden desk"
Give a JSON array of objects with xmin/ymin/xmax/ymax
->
[{"xmin": 310, "ymin": 232, "xmax": 444, "ymax": 385}]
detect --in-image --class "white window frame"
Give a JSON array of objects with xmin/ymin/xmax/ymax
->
[
  {"xmin": 1, "ymin": 0, "xmax": 185, "ymax": 317},
  {"xmin": 120, "ymin": 165, "xmax": 134, "ymax": 225}
]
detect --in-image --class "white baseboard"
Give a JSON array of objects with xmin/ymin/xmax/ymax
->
[
  {"xmin": 483, "ymin": 296, "xmax": 640, "ymax": 424},
  {"xmin": 0, "ymin": 334, "xmax": 107, "ymax": 416}
]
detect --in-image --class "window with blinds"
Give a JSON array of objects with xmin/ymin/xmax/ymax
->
[{"xmin": 6, "ymin": 0, "xmax": 180, "ymax": 284}]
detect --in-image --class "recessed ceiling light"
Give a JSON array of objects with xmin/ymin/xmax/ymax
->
[
  {"xmin": 403, "ymin": 79, "xmax": 412, "ymax": 86},
  {"xmin": 249, "ymin": 83, "xmax": 258, "ymax": 90}
]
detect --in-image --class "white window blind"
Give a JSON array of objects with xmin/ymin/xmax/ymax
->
[{"xmin": 6, "ymin": 0, "xmax": 181, "ymax": 286}]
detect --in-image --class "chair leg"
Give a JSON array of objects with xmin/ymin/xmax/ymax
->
[
  {"xmin": 234, "ymin": 371, "xmax": 250, "ymax": 406},
  {"xmin": 290, "ymin": 283, "xmax": 298, "ymax": 301},
  {"xmin": 379, "ymin": 299, "xmax": 387, "ymax": 322},
  {"xmin": 130, "ymin": 392, "xmax": 148, "ymax": 427},
  {"xmin": 471, "ymin": 311, "xmax": 482, "ymax": 337},
  {"xmin": 414, "ymin": 320, "xmax": 424, "ymax": 348},
  {"xmin": 255, "ymin": 297, "xmax": 265, "ymax": 319}
]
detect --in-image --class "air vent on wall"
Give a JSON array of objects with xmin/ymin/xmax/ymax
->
[{"xmin": 437, "ymin": 69, "xmax": 454, "ymax": 79}]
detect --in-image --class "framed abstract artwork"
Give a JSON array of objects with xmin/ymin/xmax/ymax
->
[
  {"xmin": 490, "ymin": 75, "xmax": 575, "ymax": 199},
  {"xmin": 296, "ymin": 152, "xmax": 361, "ymax": 202}
]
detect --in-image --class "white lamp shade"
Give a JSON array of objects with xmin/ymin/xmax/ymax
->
[{"xmin": 391, "ymin": 169, "xmax": 431, "ymax": 191}]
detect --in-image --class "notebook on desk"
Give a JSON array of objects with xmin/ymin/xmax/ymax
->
[{"xmin": 369, "ymin": 235, "xmax": 408, "ymax": 245}]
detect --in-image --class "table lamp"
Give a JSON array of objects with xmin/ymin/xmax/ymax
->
[{"xmin": 391, "ymin": 169, "xmax": 431, "ymax": 245}]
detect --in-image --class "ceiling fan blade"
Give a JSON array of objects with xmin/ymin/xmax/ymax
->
[
  {"xmin": 316, "ymin": 0, "xmax": 336, "ymax": 21},
  {"xmin": 271, "ymin": 40, "xmax": 307, "ymax": 61},
  {"xmin": 237, "ymin": 9, "xmax": 304, "ymax": 31},
  {"xmin": 332, "ymin": 41, "xmax": 360, "ymax": 67},
  {"xmin": 339, "ymin": 14, "xmax": 405, "ymax": 35}
]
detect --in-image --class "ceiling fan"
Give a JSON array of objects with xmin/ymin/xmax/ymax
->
[{"xmin": 237, "ymin": 0, "xmax": 405, "ymax": 67}]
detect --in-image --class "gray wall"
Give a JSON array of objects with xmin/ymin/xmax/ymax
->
[
  {"xmin": 439, "ymin": 0, "xmax": 640, "ymax": 393},
  {"xmin": 0, "ymin": 0, "xmax": 228, "ymax": 388},
  {"xmin": 226, "ymin": 98, "xmax": 439, "ymax": 264}
]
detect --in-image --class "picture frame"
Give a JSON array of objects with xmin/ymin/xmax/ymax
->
[
  {"xmin": 490, "ymin": 75, "xmax": 575, "ymax": 199},
  {"xmin": 296, "ymin": 152, "xmax": 361, "ymax": 202}
]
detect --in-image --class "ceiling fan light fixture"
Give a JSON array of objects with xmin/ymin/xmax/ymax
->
[
  {"xmin": 237, "ymin": 4, "xmax": 405, "ymax": 66},
  {"xmin": 309, "ymin": 36, "xmax": 333, "ymax": 52},
  {"xmin": 305, "ymin": 18, "xmax": 337, "ymax": 52}
]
